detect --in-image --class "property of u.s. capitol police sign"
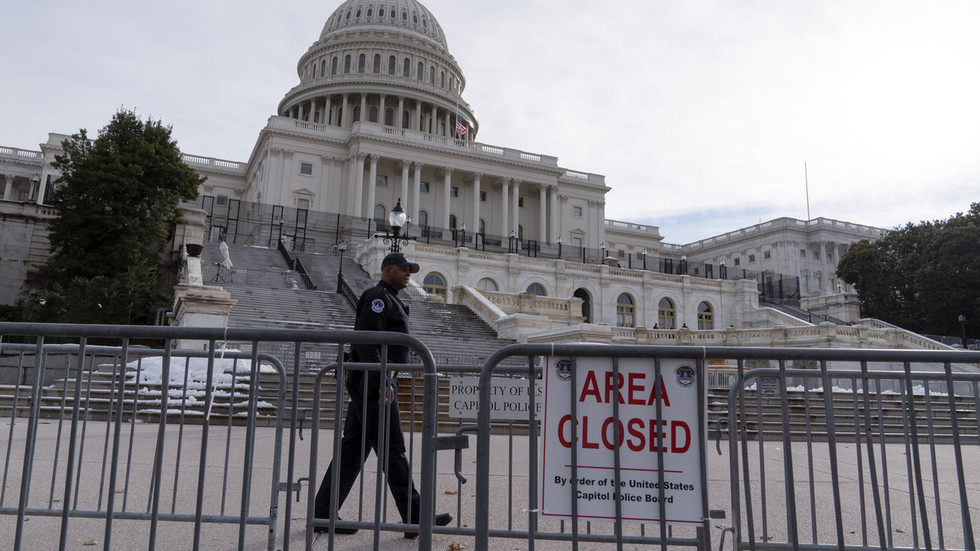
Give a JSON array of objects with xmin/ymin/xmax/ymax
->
[{"xmin": 539, "ymin": 357, "xmax": 705, "ymax": 525}]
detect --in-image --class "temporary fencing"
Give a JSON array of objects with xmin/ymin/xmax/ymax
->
[{"xmin": 2, "ymin": 323, "xmax": 979, "ymax": 551}]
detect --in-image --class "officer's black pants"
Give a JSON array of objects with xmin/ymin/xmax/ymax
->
[{"xmin": 314, "ymin": 383, "xmax": 421, "ymax": 523}]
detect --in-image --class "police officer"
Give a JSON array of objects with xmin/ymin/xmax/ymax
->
[{"xmin": 313, "ymin": 252, "xmax": 452, "ymax": 538}]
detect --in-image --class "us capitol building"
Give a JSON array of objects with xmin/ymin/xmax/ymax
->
[{"xmin": 2, "ymin": 0, "xmax": 918, "ymax": 349}]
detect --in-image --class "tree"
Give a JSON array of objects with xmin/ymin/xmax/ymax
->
[
  {"xmin": 837, "ymin": 203, "xmax": 980, "ymax": 339},
  {"xmin": 26, "ymin": 109, "xmax": 203, "ymax": 324}
]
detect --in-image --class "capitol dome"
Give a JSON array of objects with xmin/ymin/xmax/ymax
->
[
  {"xmin": 277, "ymin": 0, "xmax": 477, "ymax": 138},
  {"xmin": 320, "ymin": 0, "xmax": 448, "ymax": 50}
]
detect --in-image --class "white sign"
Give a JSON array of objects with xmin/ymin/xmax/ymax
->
[
  {"xmin": 539, "ymin": 357, "xmax": 705, "ymax": 525},
  {"xmin": 448, "ymin": 376, "xmax": 543, "ymax": 420}
]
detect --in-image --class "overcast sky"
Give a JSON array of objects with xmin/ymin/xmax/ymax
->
[{"xmin": 3, "ymin": 0, "xmax": 978, "ymax": 244}]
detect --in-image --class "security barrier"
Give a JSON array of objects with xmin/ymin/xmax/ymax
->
[{"xmin": 2, "ymin": 323, "xmax": 979, "ymax": 551}]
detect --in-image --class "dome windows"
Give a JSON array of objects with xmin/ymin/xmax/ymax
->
[
  {"xmin": 367, "ymin": 8, "xmax": 372, "ymax": 17},
  {"xmin": 390, "ymin": 9, "xmax": 396, "ymax": 18},
  {"xmin": 345, "ymin": 10, "xmax": 351, "ymax": 20},
  {"xmin": 355, "ymin": 8, "xmax": 361, "ymax": 18},
  {"xmin": 402, "ymin": 11, "xmax": 408, "ymax": 21}
]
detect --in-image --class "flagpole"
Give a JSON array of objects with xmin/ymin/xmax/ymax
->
[{"xmin": 804, "ymin": 162, "xmax": 811, "ymax": 221}]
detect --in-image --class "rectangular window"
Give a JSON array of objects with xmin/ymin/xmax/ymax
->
[
  {"xmin": 572, "ymin": 237, "xmax": 583, "ymax": 248},
  {"xmin": 518, "ymin": 197, "xmax": 524, "ymax": 208},
  {"xmin": 300, "ymin": 162, "xmax": 313, "ymax": 175},
  {"xmin": 450, "ymin": 186, "xmax": 458, "ymax": 197},
  {"xmin": 297, "ymin": 199, "xmax": 310, "ymax": 210},
  {"xmin": 376, "ymin": 175, "xmax": 387, "ymax": 187},
  {"xmin": 813, "ymin": 250, "xmax": 820, "ymax": 260},
  {"xmin": 480, "ymin": 191, "xmax": 486, "ymax": 202},
  {"xmin": 764, "ymin": 250, "xmax": 771, "ymax": 260},
  {"xmin": 800, "ymin": 249, "xmax": 807, "ymax": 258},
  {"xmin": 420, "ymin": 181, "xmax": 430, "ymax": 193},
  {"xmin": 733, "ymin": 257, "xmax": 741, "ymax": 266},
  {"xmin": 748, "ymin": 254, "xmax": 756, "ymax": 263},
  {"xmin": 572, "ymin": 206, "xmax": 582, "ymax": 217},
  {"xmin": 216, "ymin": 195, "xmax": 228, "ymax": 206}
]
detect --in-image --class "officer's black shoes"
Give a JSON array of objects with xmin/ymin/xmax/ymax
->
[
  {"xmin": 312, "ymin": 517, "xmax": 358, "ymax": 534},
  {"xmin": 403, "ymin": 512, "xmax": 453, "ymax": 539}
]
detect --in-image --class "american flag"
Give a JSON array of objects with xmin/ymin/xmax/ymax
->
[{"xmin": 456, "ymin": 116, "xmax": 468, "ymax": 136}]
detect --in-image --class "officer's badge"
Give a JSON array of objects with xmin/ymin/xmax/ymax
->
[{"xmin": 371, "ymin": 298, "xmax": 385, "ymax": 313}]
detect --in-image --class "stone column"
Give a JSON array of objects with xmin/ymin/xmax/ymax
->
[
  {"xmin": 380, "ymin": 93, "xmax": 387, "ymax": 125},
  {"xmin": 511, "ymin": 180, "xmax": 521, "ymax": 236},
  {"xmin": 342, "ymin": 93, "xmax": 351, "ymax": 128},
  {"xmin": 550, "ymin": 185, "xmax": 559, "ymax": 242},
  {"xmin": 359, "ymin": 94, "xmax": 367, "ymax": 124},
  {"xmin": 471, "ymin": 172, "xmax": 482, "ymax": 234},
  {"xmin": 366, "ymin": 155, "xmax": 379, "ymax": 219},
  {"xmin": 500, "ymin": 179, "xmax": 510, "ymax": 237},
  {"xmin": 539, "ymin": 184, "xmax": 548, "ymax": 242},
  {"xmin": 411, "ymin": 162, "xmax": 424, "ymax": 223},
  {"xmin": 441, "ymin": 167, "xmax": 453, "ymax": 229},
  {"xmin": 399, "ymin": 160, "xmax": 411, "ymax": 208},
  {"xmin": 350, "ymin": 154, "xmax": 366, "ymax": 217},
  {"xmin": 397, "ymin": 96, "xmax": 405, "ymax": 129},
  {"xmin": 3, "ymin": 175, "xmax": 14, "ymax": 201}
]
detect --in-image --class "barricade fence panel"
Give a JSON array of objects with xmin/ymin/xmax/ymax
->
[{"xmin": 3, "ymin": 324, "xmax": 979, "ymax": 551}]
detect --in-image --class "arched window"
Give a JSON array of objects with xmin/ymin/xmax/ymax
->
[
  {"xmin": 429, "ymin": 66, "xmax": 435, "ymax": 84},
  {"xmin": 353, "ymin": 106, "xmax": 361, "ymax": 122},
  {"xmin": 373, "ymin": 54, "xmax": 381, "ymax": 73},
  {"xmin": 358, "ymin": 54, "xmax": 366, "ymax": 73},
  {"xmin": 344, "ymin": 55, "xmax": 351, "ymax": 74},
  {"xmin": 332, "ymin": 57, "xmax": 339, "ymax": 75},
  {"xmin": 374, "ymin": 204, "xmax": 386, "ymax": 230},
  {"xmin": 477, "ymin": 278, "xmax": 498, "ymax": 292},
  {"xmin": 526, "ymin": 283, "xmax": 547, "ymax": 296},
  {"xmin": 417, "ymin": 61, "xmax": 423, "ymax": 81},
  {"xmin": 697, "ymin": 301, "xmax": 714, "ymax": 330},
  {"xmin": 402, "ymin": 111, "xmax": 409, "ymax": 129},
  {"xmin": 320, "ymin": 60, "xmax": 326, "ymax": 77},
  {"xmin": 403, "ymin": 58, "xmax": 411, "ymax": 77},
  {"xmin": 617, "ymin": 293, "xmax": 636, "ymax": 328},
  {"xmin": 369, "ymin": 106, "xmax": 378, "ymax": 123},
  {"xmin": 449, "ymin": 214, "xmax": 457, "ymax": 229},
  {"xmin": 658, "ymin": 298, "xmax": 676, "ymax": 329},
  {"xmin": 388, "ymin": 55, "xmax": 396, "ymax": 75},
  {"xmin": 418, "ymin": 210, "xmax": 428, "ymax": 236},
  {"xmin": 385, "ymin": 108, "xmax": 394, "ymax": 126},
  {"xmin": 440, "ymin": 71, "xmax": 445, "ymax": 88},
  {"xmin": 423, "ymin": 272, "xmax": 447, "ymax": 297},
  {"xmin": 479, "ymin": 219, "xmax": 486, "ymax": 233}
]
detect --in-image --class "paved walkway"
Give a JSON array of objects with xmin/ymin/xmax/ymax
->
[{"xmin": 2, "ymin": 420, "xmax": 977, "ymax": 550}]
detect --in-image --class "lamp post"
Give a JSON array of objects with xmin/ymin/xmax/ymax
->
[
  {"xmin": 374, "ymin": 198, "xmax": 416, "ymax": 253},
  {"xmin": 642, "ymin": 248, "xmax": 648, "ymax": 270},
  {"xmin": 458, "ymin": 223, "xmax": 466, "ymax": 248},
  {"xmin": 556, "ymin": 235, "xmax": 563, "ymax": 259},
  {"xmin": 680, "ymin": 254, "xmax": 688, "ymax": 275},
  {"xmin": 277, "ymin": 216, "xmax": 285, "ymax": 244},
  {"xmin": 959, "ymin": 314, "xmax": 967, "ymax": 348},
  {"xmin": 600, "ymin": 242, "xmax": 606, "ymax": 264},
  {"xmin": 719, "ymin": 259, "xmax": 726, "ymax": 279},
  {"xmin": 336, "ymin": 240, "xmax": 348, "ymax": 292},
  {"xmin": 509, "ymin": 230, "xmax": 517, "ymax": 253}
]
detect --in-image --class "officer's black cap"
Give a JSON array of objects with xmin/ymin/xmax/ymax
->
[{"xmin": 382, "ymin": 252, "xmax": 420, "ymax": 273}]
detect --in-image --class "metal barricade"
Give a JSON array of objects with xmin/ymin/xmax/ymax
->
[
  {"xmin": 0, "ymin": 325, "xmax": 289, "ymax": 551},
  {"xmin": 474, "ymin": 344, "xmax": 718, "ymax": 551},
  {"xmin": 724, "ymin": 348, "xmax": 980, "ymax": 551}
]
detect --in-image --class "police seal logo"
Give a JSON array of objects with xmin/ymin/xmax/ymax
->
[
  {"xmin": 370, "ymin": 298, "xmax": 385, "ymax": 313},
  {"xmin": 676, "ymin": 364, "xmax": 695, "ymax": 387},
  {"xmin": 555, "ymin": 358, "xmax": 572, "ymax": 381}
]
